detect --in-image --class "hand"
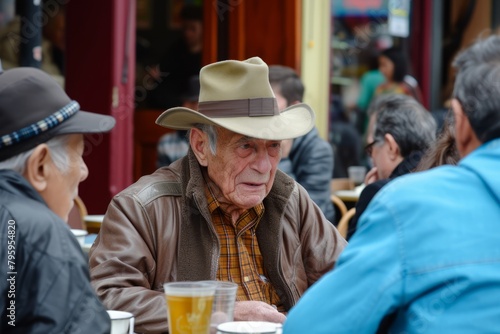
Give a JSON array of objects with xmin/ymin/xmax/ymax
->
[
  {"xmin": 234, "ymin": 301, "xmax": 286, "ymax": 324},
  {"xmin": 364, "ymin": 167, "xmax": 379, "ymax": 185}
]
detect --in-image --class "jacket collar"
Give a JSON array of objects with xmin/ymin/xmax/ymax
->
[
  {"xmin": 176, "ymin": 148, "xmax": 296, "ymax": 307},
  {"xmin": 389, "ymin": 150, "xmax": 424, "ymax": 179},
  {"xmin": 0, "ymin": 169, "xmax": 46, "ymax": 205}
]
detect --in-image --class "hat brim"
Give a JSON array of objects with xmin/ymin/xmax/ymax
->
[
  {"xmin": 155, "ymin": 103, "xmax": 315, "ymax": 140},
  {"xmin": 0, "ymin": 110, "xmax": 115, "ymax": 162},
  {"xmin": 55, "ymin": 110, "xmax": 116, "ymax": 135}
]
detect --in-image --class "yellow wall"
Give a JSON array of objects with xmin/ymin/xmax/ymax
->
[{"xmin": 301, "ymin": 0, "xmax": 331, "ymax": 140}]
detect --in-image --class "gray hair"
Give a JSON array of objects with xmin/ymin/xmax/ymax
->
[
  {"xmin": 452, "ymin": 35, "xmax": 500, "ymax": 143},
  {"xmin": 369, "ymin": 94, "xmax": 436, "ymax": 157},
  {"xmin": 0, "ymin": 135, "xmax": 71, "ymax": 175},
  {"xmin": 189, "ymin": 124, "xmax": 218, "ymax": 154}
]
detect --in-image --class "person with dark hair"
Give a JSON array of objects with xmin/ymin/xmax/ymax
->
[
  {"xmin": 352, "ymin": 47, "xmax": 386, "ymax": 136},
  {"xmin": 269, "ymin": 65, "xmax": 335, "ymax": 222},
  {"xmin": 285, "ymin": 34, "xmax": 500, "ymax": 333},
  {"xmin": 149, "ymin": 4, "xmax": 203, "ymax": 109},
  {"xmin": 356, "ymin": 48, "xmax": 385, "ymax": 113},
  {"xmin": 375, "ymin": 47, "xmax": 423, "ymax": 103},
  {"xmin": 415, "ymin": 110, "xmax": 460, "ymax": 171},
  {"xmin": 346, "ymin": 94, "xmax": 436, "ymax": 239}
]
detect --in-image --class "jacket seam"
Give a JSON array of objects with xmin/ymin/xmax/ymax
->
[
  {"xmin": 136, "ymin": 181, "xmax": 182, "ymax": 206},
  {"xmin": 407, "ymin": 257, "xmax": 500, "ymax": 276}
]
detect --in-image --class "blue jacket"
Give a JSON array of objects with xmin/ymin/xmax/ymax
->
[
  {"xmin": 279, "ymin": 127, "xmax": 334, "ymax": 222},
  {"xmin": 284, "ymin": 138, "xmax": 500, "ymax": 333}
]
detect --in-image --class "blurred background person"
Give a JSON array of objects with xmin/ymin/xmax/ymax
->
[
  {"xmin": 285, "ymin": 33, "xmax": 500, "ymax": 334},
  {"xmin": 269, "ymin": 65, "xmax": 335, "ymax": 222},
  {"xmin": 329, "ymin": 91, "xmax": 363, "ymax": 179},
  {"xmin": 375, "ymin": 47, "xmax": 423, "ymax": 104},
  {"xmin": 42, "ymin": 7, "xmax": 65, "ymax": 76},
  {"xmin": 0, "ymin": 3, "xmax": 66, "ymax": 86},
  {"xmin": 347, "ymin": 94, "xmax": 436, "ymax": 240},
  {"xmin": 416, "ymin": 110, "xmax": 460, "ymax": 171},
  {"xmin": 355, "ymin": 47, "xmax": 385, "ymax": 135},
  {"xmin": 149, "ymin": 4, "xmax": 202, "ymax": 109},
  {"xmin": 156, "ymin": 75, "xmax": 199, "ymax": 167}
]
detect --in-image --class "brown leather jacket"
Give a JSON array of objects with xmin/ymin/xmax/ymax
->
[{"xmin": 89, "ymin": 151, "xmax": 346, "ymax": 334}]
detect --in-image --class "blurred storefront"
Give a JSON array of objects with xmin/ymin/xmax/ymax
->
[
  {"xmin": 1, "ymin": 0, "xmax": 499, "ymax": 212},
  {"xmin": 329, "ymin": 0, "xmax": 500, "ymax": 176},
  {"xmin": 331, "ymin": 0, "xmax": 500, "ymax": 119}
]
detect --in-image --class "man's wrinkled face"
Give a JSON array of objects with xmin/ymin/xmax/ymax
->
[{"xmin": 206, "ymin": 128, "xmax": 282, "ymax": 209}]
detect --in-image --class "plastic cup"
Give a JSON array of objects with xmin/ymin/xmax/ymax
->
[
  {"xmin": 347, "ymin": 166, "xmax": 367, "ymax": 186},
  {"xmin": 164, "ymin": 281, "xmax": 216, "ymax": 334},
  {"xmin": 200, "ymin": 281, "xmax": 238, "ymax": 333}
]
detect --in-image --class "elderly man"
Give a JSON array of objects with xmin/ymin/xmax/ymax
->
[
  {"xmin": 0, "ymin": 67, "xmax": 115, "ymax": 333},
  {"xmin": 90, "ymin": 57, "xmax": 346, "ymax": 333},
  {"xmin": 346, "ymin": 94, "xmax": 436, "ymax": 239},
  {"xmin": 269, "ymin": 65, "xmax": 335, "ymax": 222},
  {"xmin": 285, "ymin": 35, "xmax": 500, "ymax": 333}
]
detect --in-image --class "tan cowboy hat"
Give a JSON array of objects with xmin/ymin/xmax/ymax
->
[{"xmin": 156, "ymin": 57, "xmax": 315, "ymax": 140}]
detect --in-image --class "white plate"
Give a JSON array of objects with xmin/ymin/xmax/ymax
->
[
  {"xmin": 217, "ymin": 321, "xmax": 281, "ymax": 334},
  {"xmin": 71, "ymin": 229, "xmax": 88, "ymax": 246},
  {"xmin": 84, "ymin": 214, "xmax": 105, "ymax": 223}
]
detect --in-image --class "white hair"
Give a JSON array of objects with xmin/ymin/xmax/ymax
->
[
  {"xmin": 190, "ymin": 124, "xmax": 218, "ymax": 154},
  {"xmin": 0, "ymin": 135, "xmax": 71, "ymax": 175}
]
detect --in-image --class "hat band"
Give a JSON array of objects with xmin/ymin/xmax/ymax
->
[
  {"xmin": 198, "ymin": 98, "xmax": 279, "ymax": 118},
  {"xmin": 0, "ymin": 100, "xmax": 80, "ymax": 149}
]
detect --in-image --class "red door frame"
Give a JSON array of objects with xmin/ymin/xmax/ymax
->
[
  {"xmin": 66, "ymin": 0, "xmax": 135, "ymax": 214},
  {"xmin": 410, "ymin": 0, "xmax": 433, "ymax": 109}
]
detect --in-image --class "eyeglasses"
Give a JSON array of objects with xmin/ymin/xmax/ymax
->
[{"xmin": 364, "ymin": 140, "xmax": 378, "ymax": 156}]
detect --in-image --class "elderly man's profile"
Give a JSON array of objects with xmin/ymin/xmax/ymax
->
[{"xmin": 0, "ymin": 67, "xmax": 115, "ymax": 333}]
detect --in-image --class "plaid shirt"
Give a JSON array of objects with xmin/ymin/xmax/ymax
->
[{"xmin": 205, "ymin": 184, "xmax": 284, "ymax": 311}]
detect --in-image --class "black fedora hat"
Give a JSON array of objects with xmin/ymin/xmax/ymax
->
[{"xmin": 0, "ymin": 67, "xmax": 116, "ymax": 161}]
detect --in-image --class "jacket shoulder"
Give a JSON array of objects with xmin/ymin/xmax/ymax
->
[
  {"xmin": 136, "ymin": 181, "xmax": 182, "ymax": 205},
  {"xmin": 116, "ymin": 165, "xmax": 183, "ymax": 206}
]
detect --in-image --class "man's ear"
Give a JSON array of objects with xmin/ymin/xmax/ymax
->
[
  {"xmin": 23, "ymin": 144, "xmax": 52, "ymax": 192},
  {"xmin": 189, "ymin": 128, "xmax": 209, "ymax": 166},
  {"xmin": 384, "ymin": 133, "xmax": 401, "ymax": 161},
  {"xmin": 451, "ymin": 98, "xmax": 481, "ymax": 157}
]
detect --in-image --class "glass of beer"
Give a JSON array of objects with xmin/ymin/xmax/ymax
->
[{"xmin": 164, "ymin": 282, "xmax": 216, "ymax": 334}]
